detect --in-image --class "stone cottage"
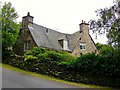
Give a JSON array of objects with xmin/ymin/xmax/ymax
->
[{"xmin": 14, "ymin": 12, "xmax": 98, "ymax": 56}]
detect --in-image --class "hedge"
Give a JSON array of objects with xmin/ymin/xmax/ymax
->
[{"xmin": 3, "ymin": 47, "xmax": 120, "ymax": 88}]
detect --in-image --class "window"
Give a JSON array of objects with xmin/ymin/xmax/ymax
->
[
  {"xmin": 80, "ymin": 43, "xmax": 86, "ymax": 50},
  {"xmin": 24, "ymin": 41, "xmax": 30, "ymax": 51},
  {"xmin": 63, "ymin": 40, "xmax": 68, "ymax": 50},
  {"xmin": 58, "ymin": 39, "xmax": 63, "ymax": 48},
  {"xmin": 58, "ymin": 39, "xmax": 69, "ymax": 50}
]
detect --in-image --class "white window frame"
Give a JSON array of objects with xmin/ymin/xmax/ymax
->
[
  {"xmin": 58, "ymin": 39, "xmax": 69, "ymax": 50},
  {"xmin": 24, "ymin": 41, "xmax": 30, "ymax": 52},
  {"xmin": 80, "ymin": 43, "xmax": 86, "ymax": 50},
  {"xmin": 63, "ymin": 40, "xmax": 69, "ymax": 50}
]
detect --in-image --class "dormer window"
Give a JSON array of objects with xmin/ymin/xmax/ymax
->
[
  {"xmin": 80, "ymin": 42, "xmax": 86, "ymax": 50},
  {"xmin": 58, "ymin": 39, "xmax": 69, "ymax": 50},
  {"xmin": 58, "ymin": 39, "xmax": 63, "ymax": 48}
]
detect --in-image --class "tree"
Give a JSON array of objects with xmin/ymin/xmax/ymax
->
[
  {"xmin": 1, "ymin": 2, "xmax": 21, "ymax": 59},
  {"xmin": 96, "ymin": 43, "xmax": 114, "ymax": 57},
  {"xmin": 96, "ymin": 43, "xmax": 104, "ymax": 50},
  {"xmin": 89, "ymin": 1, "xmax": 120, "ymax": 50}
]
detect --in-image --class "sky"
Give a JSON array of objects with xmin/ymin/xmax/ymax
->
[{"xmin": 1, "ymin": 0, "xmax": 114, "ymax": 44}]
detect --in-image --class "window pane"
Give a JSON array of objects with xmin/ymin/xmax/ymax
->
[
  {"xmin": 24, "ymin": 41, "xmax": 30, "ymax": 51},
  {"xmin": 83, "ymin": 45, "xmax": 86, "ymax": 49},
  {"xmin": 80, "ymin": 43, "xmax": 86, "ymax": 50},
  {"xmin": 80, "ymin": 45, "xmax": 82, "ymax": 49},
  {"xmin": 27, "ymin": 41, "xmax": 30, "ymax": 50},
  {"xmin": 25, "ymin": 42, "xmax": 27, "ymax": 50},
  {"xmin": 24, "ymin": 42, "xmax": 27, "ymax": 51}
]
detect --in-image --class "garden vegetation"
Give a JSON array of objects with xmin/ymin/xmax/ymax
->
[{"xmin": 3, "ymin": 46, "xmax": 120, "ymax": 88}]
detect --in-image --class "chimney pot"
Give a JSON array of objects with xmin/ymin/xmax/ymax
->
[
  {"xmin": 82, "ymin": 20, "xmax": 84, "ymax": 23},
  {"xmin": 27, "ymin": 12, "xmax": 30, "ymax": 16},
  {"xmin": 79, "ymin": 20, "xmax": 89, "ymax": 33}
]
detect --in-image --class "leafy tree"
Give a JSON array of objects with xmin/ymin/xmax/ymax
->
[
  {"xmin": 89, "ymin": 1, "xmax": 120, "ymax": 50},
  {"xmin": 1, "ymin": 2, "xmax": 21, "ymax": 59},
  {"xmin": 96, "ymin": 43, "xmax": 114, "ymax": 57},
  {"xmin": 96, "ymin": 43, "xmax": 104, "ymax": 50},
  {"xmin": 99, "ymin": 45, "xmax": 114, "ymax": 57}
]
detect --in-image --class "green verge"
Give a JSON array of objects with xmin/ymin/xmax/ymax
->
[{"xmin": 1, "ymin": 63, "xmax": 112, "ymax": 89}]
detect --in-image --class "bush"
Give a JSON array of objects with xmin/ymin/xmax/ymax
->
[
  {"xmin": 65, "ymin": 52, "xmax": 120, "ymax": 79},
  {"xmin": 24, "ymin": 47, "xmax": 76, "ymax": 63},
  {"xmin": 24, "ymin": 47, "xmax": 120, "ymax": 79},
  {"xmin": 99, "ymin": 45, "xmax": 114, "ymax": 57},
  {"xmin": 5, "ymin": 46, "xmax": 120, "ymax": 88},
  {"xmin": 31, "ymin": 47, "xmax": 46, "ymax": 56},
  {"xmin": 37, "ymin": 53, "xmax": 50, "ymax": 61},
  {"xmin": 24, "ymin": 55, "xmax": 38, "ymax": 61},
  {"xmin": 47, "ymin": 51, "xmax": 64, "ymax": 61},
  {"xmin": 67, "ymin": 53, "xmax": 98, "ymax": 71}
]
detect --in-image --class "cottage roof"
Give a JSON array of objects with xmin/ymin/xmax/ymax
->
[{"xmin": 28, "ymin": 23, "xmax": 82, "ymax": 52}]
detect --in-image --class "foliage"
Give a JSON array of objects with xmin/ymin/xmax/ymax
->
[
  {"xmin": 96, "ymin": 43, "xmax": 104, "ymax": 50},
  {"xmin": 3, "ymin": 45, "xmax": 120, "ymax": 88},
  {"xmin": 46, "ymin": 51, "xmax": 63, "ymax": 61},
  {"xmin": 67, "ymin": 53, "xmax": 99, "ymax": 70},
  {"xmin": 1, "ymin": 2, "xmax": 21, "ymax": 59},
  {"xmin": 89, "ymin": 1, "xmax": 120, "ymax": 80},
  {"xmin": 99, "ymin": 45, "xmax": 114, "ymax": 56},
  {"xmin": 96, "ymin": 43, "xmax": 114, "ymax": 56},
  {"xmin": 64, "ymin": 52, "xmax": 120, "ymax": 79},
  {"xmin": 37, "ymin": 53, "xmax": 50, "ymax": 61},
  {"xmin": 24, "ymin": 47, "xmax": 75, "ymax": 62},
  {"xmin": 89, "ymin": 1, "xmax": 120, "ymax": 50},
  {"xmin": 24, "ymin": 47, "xmax": 47, "ymax": 61},
  {"xmin": 5, "ymin": 51, "xmax": 120, "ymax": 88},
  {"xmin": 31, "ymin": 47, "xmax": 47, "ymax": 56},
  {"xmin": 23, "ymin": 47, "xmax": 120, "ymax": 80},
  {"xmin": 24, "ymin": 55, "xmax": 38, "ymax": 61}
]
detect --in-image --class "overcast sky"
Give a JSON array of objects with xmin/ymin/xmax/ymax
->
[{"xmin": 1, "ymin": 0, "xmax": 114, "ymax": 44}]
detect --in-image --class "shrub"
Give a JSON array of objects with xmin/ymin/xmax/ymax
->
[
  {"xmin": 24, "ymin": 50, "xmax": 32, "ymax": 55},
  {"xmin": 99, "ymin": 45, "xmax": 114, "ymax": 57},
  {"xmin": 24, "ymin": 55, "xmax": 38, "ymax": 61},
  {"xmin": 62, "ymin": 52, "xmax": 77, "ymax": 62},
  {"xmin": 31, "ymin": 47, "xmax": 46, "ymax": 56},
  {"xmin": 47, "ymin": 51, "xmax": 64, "ymax": 61},
  {"xmin": 24, "ymin": 47, "xmax": 75, "ymax": 62},
  {"xmin": 57, "ymin": 53, "xmax": 77, "ymax": 69},
  {"xmin": 67, "ymin": 53, "xmax": 98, "ymax": 70},
  {"xmin": 5, "ymin": 46, "xmax": 120, "ymax": 88},
  {"xmin": 37, "ymin": 53, "xmax": 50, "ymax": 61}
]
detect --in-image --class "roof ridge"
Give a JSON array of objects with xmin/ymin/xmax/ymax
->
[{"xmin": 33, "ymin": 23, "xmax": 73, "ymax": 35}]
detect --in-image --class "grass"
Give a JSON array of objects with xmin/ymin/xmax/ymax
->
[{"xmin": 1, "ymin": 63, "xmax": 113, "ymax": 89}]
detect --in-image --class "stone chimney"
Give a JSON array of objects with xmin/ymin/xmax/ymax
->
[
  {"xmin": 79, "ymin": 20, "xmax": 89, "ymax": 34},
  {"xmin": 22, "ymin": 12, "xmax": 34, "ymax": 30}
]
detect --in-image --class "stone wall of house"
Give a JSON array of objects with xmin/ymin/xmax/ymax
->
[
  {"xmin": 14, "ymin": 13, "xmax": 36, "ymax": 55},
  {"xmin": 72, "ymin": 34, "xmax": 97, "ymax": 56},
  {"xmin": 14, "ymin": 29, "xmax": 37, "ymax": 55},
  {"xmin": 72, "ymin": 22, "xmax": 98, "ymax": 56}
]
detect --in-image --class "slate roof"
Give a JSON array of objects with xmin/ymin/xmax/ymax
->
[{"xmin": 28, "ymin": 23, "xmax": 82, "ymax": 52}]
